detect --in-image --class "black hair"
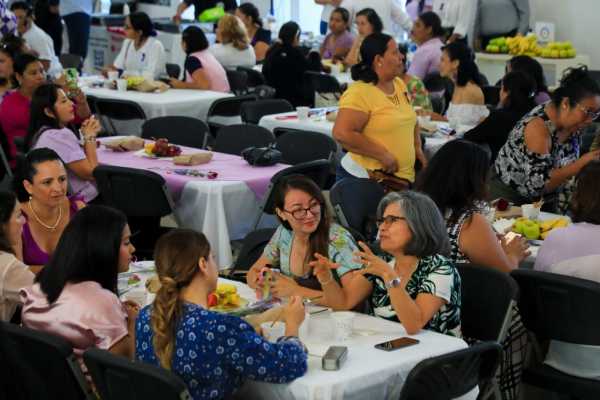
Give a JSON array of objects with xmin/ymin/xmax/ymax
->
[
  {"xmin": 500, "ymin": 71, "xmax": 536, "ymax": 115},
  {"xmin": 12, "ymin": 53, "xmax": 40, "ymax": 87},
  {"xmin": 416, "ymin": 139, "xmax": 490, "ymax": 224},
  {"xmin": 128, "ymin": 12, "xmax": 156, "ymax": 38},
  {"xmin": 356, "ymin": 8, "xmax": 383, "ymax": 34},
  {"xmin": 9, "ymin": 1, "xmax": 33, "ymax": 17},
  {"xmin": 237, "ymin": 2, "xmax": 263, "ymax": 28},
  {"xmin": 398, "ymin": 43, "xmax": 408, "ymax": 70},
  {"xmin": 351, "ymin": 32, "xmax": 392, "ymax": 84},
  {"xmin": 509, "ymin": 55, "xmax": 548, "ymax": 94},
  {"xmin": 551, "ymin": 65, "xmax": 600, "ymax": 108},
  {"xmin": 36, "ymin": 205, "xmax": 128, "ymax": 304},
  {"xmin": 418, "ymin": 11, "xmax": 444, "ymax": 38},
  {"xmin": 13, "ymin": 147, "xmax": 64, "ymax": 202},
  {"xmin": 0, "ymin": 34, "xmax": 25, "ymax": 86},
  {"xmin": 25, "ymin": 83, "xmax": 79, "ymax": 151},
  {"xmin": 331, "ymin": 7, "xmax": 350, "ymax": 31},
  {"xmin": 278, "ymin": 21, "xmax": 301, "ymax": 46},
  {"xmin": 571, "ymin": 160, "xmax": 600, "ymax": 225},
  {"xmin": 442, "ymin": 42, "xmax": 482, "ymax": 87},
  {"xmin": 0, "ymin": 191, "xmax": 18, "ymax": 254},
  {"xmin": 181, "ymin": 26, "xmax": 209, "ymax": 54}
]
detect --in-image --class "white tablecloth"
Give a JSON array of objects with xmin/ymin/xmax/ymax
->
[{"xmin": 120, "ymin": 272, "xmax": 477, "ymax": 400}]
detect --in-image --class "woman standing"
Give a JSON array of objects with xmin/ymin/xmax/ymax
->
[
  {"xmin": 333, "ymin": 33, "xmax": 425, "ymax": 185},
  {"xmin": 235, "ymin": 3, "xmax": 271, "ymax": 63},
  {"xmin": 408, "ymin": 11, "xmax": 444, "ymax": 79}
]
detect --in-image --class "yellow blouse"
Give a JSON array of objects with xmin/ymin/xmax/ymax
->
[{"xmin": 339, "ymin": 77, "xmax": 417, "ymax": 182}]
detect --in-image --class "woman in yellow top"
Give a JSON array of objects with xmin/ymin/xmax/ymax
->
[{"xmin": 333, "ymin": 33, "xmax": 426, "ymax": 184}]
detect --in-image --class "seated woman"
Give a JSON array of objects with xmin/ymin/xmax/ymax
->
[
  {"xmin": 14, "ymin": 148, "xmax": 85, "ymax": 268},
  {"xmin": 169, "ymin": 26, "xmax": 230, "ymax": 93},
  {"xmin": 319, "ymin": 7, "xmax": 354, "ymax": 62},
  {"xmin": 25, "ymin": 83, "xmax": 100, "ymax": 204},
  {"xmin": 344, "ymin": 8, "xmax": 383, "ymax": 67},
  {"xmin": 463, "ymin": 71, "xmax": 536, "ymax": 162},
  {"xmin": 0, "ymin": 34, "xmax": 26, "ymax": 100},
  {"xmin": 398, "ymin": 44, "xmax": 432, "ymax": 112},
  {"xmin": 507, "ymin": 55, "xmax": 551, "ymax": 105},
  {"xmin": 108, "ymin": 12, "xmax": 166, "ymax": 79},
  {"xmin": 235, "ymin": 3, "xmax": 271, "ymax": 63},
  {"xmin": 333, "ymin": 33, "xmax": 425, "ymax": 183},
  {"xmin": 247, "ymin": 175, "xmax": 372, "ymax": 310},
  {"xmin": 263, "ymin": 21, "xmax": 319, "ymax": 107},
  {"xmin": 136, "ymin": 229, "xmax": 307, "ymax": 399},
  {"xmin": 432, "ymin": 42, "xmax": 489, "ymax": 128},
  {"xmin": 355, "ymin": 190, "xmax": 461, "ymax": 336},
  {"xmin": 210, "ymin": 14, "xmax": 256, "ymax": 69},
  {"xmin": 21, "ymin": 205, "xmax": 137, "ymax": 360},
  {"xmin": 491, "ymin": 66, "xmax": 600, "ymax": 212},
  {"xmin": 0, "ymin": 191, "xmax": 34, "ymax": 321},
  {"xmin": 417, "ymin": 139, "xmax": 529, "ymax": 272},
  {"xmin": 407, "ymin": 11, "xmax": 444, "ymax": 79}
]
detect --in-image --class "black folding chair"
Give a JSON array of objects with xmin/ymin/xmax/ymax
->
[
  {"xmin": 240, "ymin": 99, "xmax": 294, "ymax": 125},
  {"xmin": 237, "ymin": 66, "xmax": 266, "ymax": 87},
  {"xmin": 141, "ymin": 116, "xmax": 209, "ymax": 149},
  {"xmin": 94, "ymin": 98, "xmax": 147, "ymax": 136},
  {"xmin": 224, "ymin": 228, "xmax": 276, "ymax": 282},
  {"xmin": 252, "ymin": 160, "xmax": 332, "ymax": 229},
  {"xmin": 275, "ymin": 129, "xmax": 337, "ymax": 165},
  {"xmin": 511, "ymin": 269, "xmax": 600, "ymax": 399},
  {"xmin": 305, "ymin": 70, "xmax": 343, "ymax": 100},
  {"xmin": 206, "ymin": 94, "xmax": 257, "ymax": 137},
  {"xmin": 214, "ymin": 124, "xmax": 275, "ymax": 156},
  {"xmin": 83, "ymin": 348, "xmax": 192, "ymax": 400},
  {"xmin": 0, "ymin": 321, "xmax": 94, "ymax": 400},
  {"xmin": 93, "ymin": 165, "xmax": 174, "ymax": 259},
  {"xmin": 399, "ymin": 341, "xmax": 502, "ymax": 400},
  {"xmin": 166, "ymin": 63, "xmax": 181, "ymax": 79},
  {"xmin": 226, "ymin": 69, "xmax": 249, "ymax": 96},
  {"xmin": 329, "ymin": 178, "xmax": 385, "ymax": 244}
]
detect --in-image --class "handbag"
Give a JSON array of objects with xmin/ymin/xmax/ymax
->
[
  {"xmin": 367, "ymin": 170, "xmax": 411, "ymax": 193},
  {"xmin": 241, "ymin": 144, "xmax": 282, "ymax": 166}
]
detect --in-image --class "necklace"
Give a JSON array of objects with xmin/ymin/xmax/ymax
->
[{"xmin": 28, "ymin": 199, "xmax": 63, "ymax": 231}]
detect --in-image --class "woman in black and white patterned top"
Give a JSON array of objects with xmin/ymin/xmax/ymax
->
[{"xmin": 491, "ymin": 66, "xmax": 600, "ymax": 212}]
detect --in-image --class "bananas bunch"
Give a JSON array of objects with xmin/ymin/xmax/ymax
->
[
  {"xmin": 126, "ymin": 76, "xmax": 145, "ymax": 89},
  {"xmin": 506, "ymin": 35, "xmax": 542, "ymax": 57},
  {"xmin": 539, "ymin": 217, "xmax": 569, "ymax": 239}
]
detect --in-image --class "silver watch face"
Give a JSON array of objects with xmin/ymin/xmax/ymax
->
[{"xmin": 387, "ymin": 277, "xmax": 401, "ymax": 289}]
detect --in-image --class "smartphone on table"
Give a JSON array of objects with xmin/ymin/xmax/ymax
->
[{"xmin": 374, "ymin": 337, "xmax": 420, "ymax": 351}]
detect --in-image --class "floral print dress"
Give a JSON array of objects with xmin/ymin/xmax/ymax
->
[
  {"xmin": 136, "ymin": 303, "xmax": 307, "ymax": 400},
  {"xmin": 367, "ymin": 254, "xmax": 462, "ymax": 337},
  {"xmin": 405, "ymin": 75, "xmax": 433, "ymax": 112}
]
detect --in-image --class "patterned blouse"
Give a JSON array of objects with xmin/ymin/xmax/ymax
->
[
  {"xmin": 446, "ymin": 209, "xmax": 475, "ymax": 265},
  {"xmin": 263, "ymin": 223, "xmax": 363, "ymax": 279},
  {"xmin": 368, "ymin": 254, "xmax": 462, "ymax": 337},
  {"xmin": 494, "ymin": 103, "xmax": 580, "ymax": 202},
  {"xmin": 136, "ymin": 303, "xmax": 307, "ymax": 400},
  {"xmin": 405, "ymin": 75, "xmax": 433, "ymax": 112}
]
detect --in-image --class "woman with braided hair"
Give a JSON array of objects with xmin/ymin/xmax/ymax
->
[{"xmin": 135, "ymin": 229, "xmax": 307, "ymax": 400}]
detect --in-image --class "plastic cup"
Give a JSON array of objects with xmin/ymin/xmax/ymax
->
[
  {"xmin": 331, "ymin": 311, "xmax": 354, "ymax": 341},
  {"xmin": 261, "ymin": 321, "xmax": 286, "ymax": 342},
  {"xmin": 297, "ymin": 106, "xmax": 310, "ymax": 121},
  {"xmin": 116, "ymin": 79, "xmax": 128, "ymax": 91},
  {"xmin": 522, "ymin": 204, "xmax": 541, "ymax": 220},
  {"xmin": 107, "ymin": 70, "xmax": 119, "ymax": 81},
  {"xmin": 330, "ymin": 63, "xmax": 341, "ymax": 75},
  {"xmin": 124, "ymin": 288, "xmax": 147, "ymax": 307}
]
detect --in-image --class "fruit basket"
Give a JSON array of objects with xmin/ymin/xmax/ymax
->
[{"xmin": 144, "ymin": 138, "xmax": 182, "ymax": 158}]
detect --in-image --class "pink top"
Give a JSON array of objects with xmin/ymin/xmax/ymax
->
[
  {"xmin": 20, "ymin": 281, "xmax": 128, "ymax": 357},
  {"xmin": 185, "ymin": 50, "xmax": 230, "ymax": 93},
  {"xmin": 0, "ymin": 90, "xmax": 30, "ymax": 165},
  {"xmin": 321, "ymin": 31, "xmax": 354, "ymax": 59},
  {"xmin": 407, "ymin": 37, "xmax": 444, "ymax": 80}
]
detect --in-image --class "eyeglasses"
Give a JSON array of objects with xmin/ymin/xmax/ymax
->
[
  {"xmin": 576, "ymin": 103, "xmax": 600, "ymax": 120},
  {"xmin": 283, "ymin": 203, "xmax": 321, "ymax": 220},
  {"xmin": 376, "ymin": 215, "xmax": 406, "ymax": 227}
]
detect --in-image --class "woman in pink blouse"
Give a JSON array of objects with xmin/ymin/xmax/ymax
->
[
  {"xmin": 21, "ymin": 205, "xmax": 138, "ymax": 359},
  {"xmin": 408, "ymin": 11, "xmax": 445, "ymax": 79},
  {"xmin": 169, "ymin": 26, "xmax": 230, "ymax": 93}
]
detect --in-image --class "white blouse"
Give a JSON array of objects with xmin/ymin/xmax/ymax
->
[
  {"xmin": 113, "ymin": 37, "xmax": 166, "ymax": 79},
  {"xmin": 209, "ymin": 43, "xmax": 256, "ymax": 69},
  {"xmin": 446, "ymin": 102, "xmax": 490, "ymax": 132}
]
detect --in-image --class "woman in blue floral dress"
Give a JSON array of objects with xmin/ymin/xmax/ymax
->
[
  {"xmin": 136, "ymin": 229, "xmax": 307, "ymax": 400},
  {"xmin": 246, "ymin": 175, "xmax": 372, "ymax": 311}
]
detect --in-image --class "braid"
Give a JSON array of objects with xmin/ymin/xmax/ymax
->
[{"xmin": 151, "ymin": 276, "xmax": 182, "ymax": 370}]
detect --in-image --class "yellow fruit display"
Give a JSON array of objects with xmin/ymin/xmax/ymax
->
[
  {"xmin": 540, "ymin": 41, "xmax": 577, "ymax": 58},
  {"xmin": 505, "ymin": 35, "xmax": 541, "ymax": 57},
  {"xmin": 512, "ymin": 217, "xmax": 569, "ymax": 240},
  {"xmin": 213, "ymin": 284, "xmax": 241, "ymax": 308}
]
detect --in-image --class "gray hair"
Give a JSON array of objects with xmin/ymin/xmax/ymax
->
[{"xmin": 377, "ymin": 190, "xmax": 450, "ymax": 257}]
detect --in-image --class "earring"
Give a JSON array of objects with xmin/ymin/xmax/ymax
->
[{"xmin": 378, "ymin": 63, "xmax": 382, "ymax": 67}]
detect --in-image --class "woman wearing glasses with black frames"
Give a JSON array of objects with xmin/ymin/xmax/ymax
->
[{"xmin": 246, "ymin": 175, "xmax": 372, "ymax": 311}]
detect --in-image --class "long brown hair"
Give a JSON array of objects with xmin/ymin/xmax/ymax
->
[
  {"xmin": 571, "ymin": 160, "xmax": 600, "ymax": 225},
  {"xmin": 273, "ymin": 175, "xmax": 331, "ymax": 261},
  {"xmin": 150, "ymin": 229, "xmax": 211, "ymax": 369}
]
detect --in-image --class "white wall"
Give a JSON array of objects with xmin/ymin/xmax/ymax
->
[{"xmin": 530, "ymin": 0, "xmax": 600, "ymax": 70}]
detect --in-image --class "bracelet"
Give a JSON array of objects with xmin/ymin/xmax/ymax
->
[
  {"xmin": 84, "ymin": 136, "xmax": 97, "ymax": 143},
  {"xmin": 319, "ymin": 275, "xmax": 335, "ymax": 286}
]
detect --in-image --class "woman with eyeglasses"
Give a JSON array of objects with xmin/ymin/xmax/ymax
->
[
  {"xmin": 491, "ymin": 66, "xmax": 600, "ymax": 212},
  {"xmin": 246, "ymin": 175, "xmax": 372, "ymax": 311}
]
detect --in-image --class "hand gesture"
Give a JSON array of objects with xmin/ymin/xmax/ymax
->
[
  {"xmin": 501, "ymin": 233, "xmax": 530, "ymax": 263},
  {"xmin": 271, "ymin": 271, "xmax": 299, "ymax": 298},
  {"xmin": 283, "ymin": 295, "xmax": 306, "ymax": 328},
  {"xmin": 122, "ymin": 300, "xmax": 141, "ymax": 320},
  {"xmin": 354, "ymin": 242, "xmax": 397, "ymax": 281},
  {"xmin": 81, "ymin": 116, "xmax": 101, "ymax": 138},
  {"xmin": 379, "ymin": 151, "xmax": 399, "ymax": 174},
  {"xmin": 308, "ymin": 253, "xmax": 339, "ymax": 285}
]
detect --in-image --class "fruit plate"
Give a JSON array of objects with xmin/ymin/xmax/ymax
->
[
  {"xmin": 209, "ymin": 297, "xmax": 250, "ymax": 314},
  {"xmin": 134, "ymin": 149, "xmax": 175, "ymax": 161}
]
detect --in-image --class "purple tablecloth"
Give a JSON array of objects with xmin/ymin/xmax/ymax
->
[{"xmin": 97, "ymin": 140, "xmax": 288, "ymax": 202}]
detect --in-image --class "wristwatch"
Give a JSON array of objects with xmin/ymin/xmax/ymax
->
[{"xmin": 385, "ymin": 276, "xmax": 402, "ymax": 290}]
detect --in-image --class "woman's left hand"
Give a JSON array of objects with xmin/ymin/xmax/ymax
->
[
  {"xmin": 271, "ymin": 272, "xmax": 300, "ymax": 298},
  {"xmin": 354, "ymin": 242, "xmax": 397, "ymax": 281},
  {"xmin": 69, "ymin": 87, "xmax": 86, "ymax": 104},
  {"xmin": 308, "ymin": 253, "xmax": 339, "ymax": 285}
]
